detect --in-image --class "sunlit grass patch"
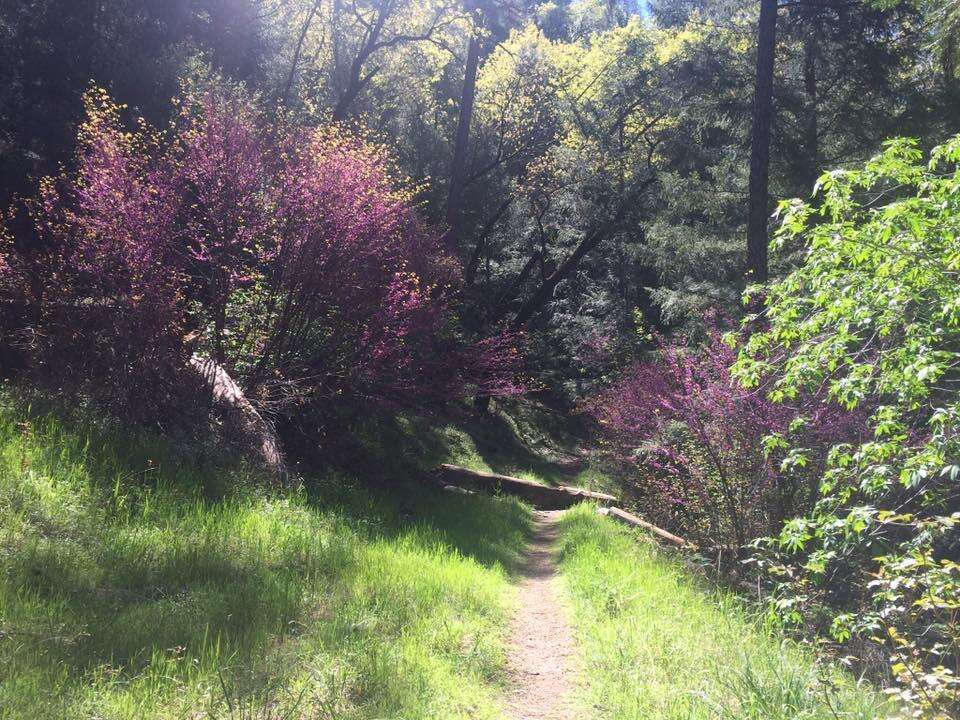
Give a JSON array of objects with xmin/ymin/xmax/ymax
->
[
  {"xmin": 0, "ymin": 400, "xmax": 530, "ymax": 719},
  {"xmin": 556, "ymin": 504, "xmax": 892, "ymax": 720}
]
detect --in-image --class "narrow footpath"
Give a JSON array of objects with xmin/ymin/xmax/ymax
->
[{"xmin": 505, "ymin": 510, "xmax": 577, "ymax": 720}]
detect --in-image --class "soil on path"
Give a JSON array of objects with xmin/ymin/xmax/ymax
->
[{"xmin": 505, "ymin": 510, "xmax": 577, "ymax": 720}]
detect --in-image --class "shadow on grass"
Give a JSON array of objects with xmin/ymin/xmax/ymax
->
[
  {"xmin": 0, "ymin": 394, "xmax": 535, "ymax": 719},
  {"xmin": 328, "ymin": 402, "xmax": 587, "ymax": 490}
]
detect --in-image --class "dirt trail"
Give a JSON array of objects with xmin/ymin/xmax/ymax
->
[{"xmin": 505, "ymin": 510, "xmax": 577, "ymax": 720}]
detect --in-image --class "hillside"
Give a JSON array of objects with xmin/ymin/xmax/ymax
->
[{"xmin": 0, "ymin": 396, "xmax": 529, "ymax": 719}]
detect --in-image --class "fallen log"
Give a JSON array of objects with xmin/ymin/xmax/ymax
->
[
  {"xmin": 435, "ymin": 463, "xmax": 618, "ymax": 510},
  {"xmin": 597, "ymin": 506, "xmax": 693, "ymax": 549}
]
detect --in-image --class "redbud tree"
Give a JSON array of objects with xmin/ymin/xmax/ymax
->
[
  {"xmin": 1, "ymin": 85, "xmax": 524, "ymax": 423},
  {"xmin": 586, "ymin": 320, "xmax": 861, "ymax": 548}
]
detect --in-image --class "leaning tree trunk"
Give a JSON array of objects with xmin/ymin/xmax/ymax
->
[
  {"xmin": 190, "ymin": 354, "xmax": 285, "ymax": 480},
  {"xmin": 746, "ymin": 0, "xmax": 778, "ymax": 284},
  {"xmin": 509, "ymin": 199, "xmax": 636, "ymax": 330},
  {"xmin": 280, "ymin": 0, "xmax": 321, "ymax": 107},
  {"xmin": 511, "ymin": 222, "xmax": 613, "ymax": 330}
]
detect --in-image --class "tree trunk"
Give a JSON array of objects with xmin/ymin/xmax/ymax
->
[
  {"xmin": 280, "ymin": 0, "xmax": 321, "ymax": 106},
  {"xmin": 445, "ymin": 27, "xmax": 482, "ymax": 251},
  {"xmin": 943, "ymin": 24, "xmax": 958, "ymax": 94},
  {"xmin": 746, "ymin": 0, "xmax": 778, "ymax": 284},
  {"xmin": 190, "ymin": 354, "xmax": 285, "ymax": 480},
  {"xmin": 465, "ymin": 198, "xmax": 511, "ymax": 286},
  {"xmin": 802, "ymin": 25, "xmax": 819, "ymax": 192},
  {"xmin": 331, "ymin": 0, "xmax": 388, "ymax": 122},
  {"xmin": 332, "ymin": 54, "xmax": 370, "ymax": 121},
  {"xmin": 486, "ymin": 249, "xmax": 541, "ymax": 324}
]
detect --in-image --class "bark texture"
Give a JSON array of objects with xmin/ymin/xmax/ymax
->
[{"xmin": 190, "ymin": 354, "xmax": 285, "ymax": 479}]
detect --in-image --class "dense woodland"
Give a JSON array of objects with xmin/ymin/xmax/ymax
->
[{"xmin": 2, "ymin": 0, "xmax": 960, "ymax": 717}]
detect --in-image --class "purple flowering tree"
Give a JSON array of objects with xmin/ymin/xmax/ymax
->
[
  {"xmin": 2, "ymin": 85, "xmax": 525, "ymax": 425},
  {"xmin": 586, "ymin": 321, "xmax": 861, "ymax": 547}
]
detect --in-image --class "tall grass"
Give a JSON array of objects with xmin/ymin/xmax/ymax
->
[
  {"xmin": 3, "ymin": 394, "xmax": 893, "ymax": 720},
  {"xmin": 0, "ymin": 399, "xmax": 530, "ymax": 719},
  {"xmin": 555, "ymin": 505, "xmax": 893, "ymax": 720}
]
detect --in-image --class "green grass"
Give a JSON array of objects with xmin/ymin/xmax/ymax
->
[
  {"xmin": 2, "ymin": 393, "xmax": 896, "ymax": 720},
  {"xmin": 555, "ymin": 505, "xmax": 892, "ymax": 720},
  {"xmin": 0, "ymin": 400, "xmax": 531, "ymax": 719}
]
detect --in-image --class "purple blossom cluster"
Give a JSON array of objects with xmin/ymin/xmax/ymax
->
[
  {"xmin": 586, "ymin": 320, "xmax": 862, "ymax": 546},
  {"xmin": 2, "ymin": 86, "xmax": 525, "ymax": 421}
]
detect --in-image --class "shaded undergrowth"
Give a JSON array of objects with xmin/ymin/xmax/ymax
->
[{"xmin": 344, "ymin": 399, "xmax": 600, "ymax": 490}]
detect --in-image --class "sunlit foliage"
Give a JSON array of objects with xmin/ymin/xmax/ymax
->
[{"xmin": 737, "ymin": 137, "xmax": 960, "ymax": 717}]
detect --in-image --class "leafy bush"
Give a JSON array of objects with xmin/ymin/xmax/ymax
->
[
  {"xmin": 586, "ymin": 322, "xmax": 858, "ymax": 548},
  {"xmin": 1, "ymin": 88, "xmax": 192, "ymax": 419},
  {"xmin": 736, "ymin": 137, "xmax": 960, "ymax": 717},
  {"xmin": 1, "ymin": 85, "xmax": 523, "ymax": 424}
]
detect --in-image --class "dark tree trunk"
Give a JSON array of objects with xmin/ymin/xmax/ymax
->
[
  {"xmin": 331, "ymin": 0, "xmax": 389, "ymax": 122},
  {"xmin": 465, "ymin": 198, "xmax": 511, "ymax": 286},
  {"xmin": 446, "ymin": 28, "xmax": 482, "ymax": 250},
  {"xmin": 332, "ymin": 54, "xmax": 371, "ymax": 121},
  {"xmin": 802, "ymin": 25, "xmax": 819, "ymax": 192},
  {"xmin": 746, "ymin": 0, "xmax": 778, "ymax": 284},
  {"xmin": 943, "ymin": 26, "xmax": 958, "ymax": 94},
  {"xmin": 491, "ymin": 249, "xmax": 541, "ymax": 319},
  {"xmin": 511, "ymin": 221, "xmax": 614, "ymax": 330}
]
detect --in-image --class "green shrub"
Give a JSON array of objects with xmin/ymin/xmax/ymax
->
[{"xmin": 736, "ymin": 136, "xmax": 960, "ymax": 717}]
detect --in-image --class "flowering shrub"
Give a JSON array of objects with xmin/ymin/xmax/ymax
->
[
  {"xmin": 2, "ymin": 89, "xmax": 191, "ymax": 419},
  {"xmin": 2, "ymin": 86, "xmax": 524, "ymax": 423},
  {"xmin": 736, "ymin": 137, "xmax": 960, "ymax": 717},
  {"xmin": 586, "ymin": 323, "xmax": 858, "ymax": 548}
]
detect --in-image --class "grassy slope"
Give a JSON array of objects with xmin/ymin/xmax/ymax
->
[
  {"xmin": 356, "ymin": 400, "xmax": 610, "ymax": 492},
  {"xmin": 1, "ymin": 393, "xmax": 894, "ymax": 720},
  {"xmin": 0, "ymin": 400, "xmax": 530, "ymax": 720},
  {"xmin": 556, "ymin": 505, "xmax": 891, "ymax": 720}
]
